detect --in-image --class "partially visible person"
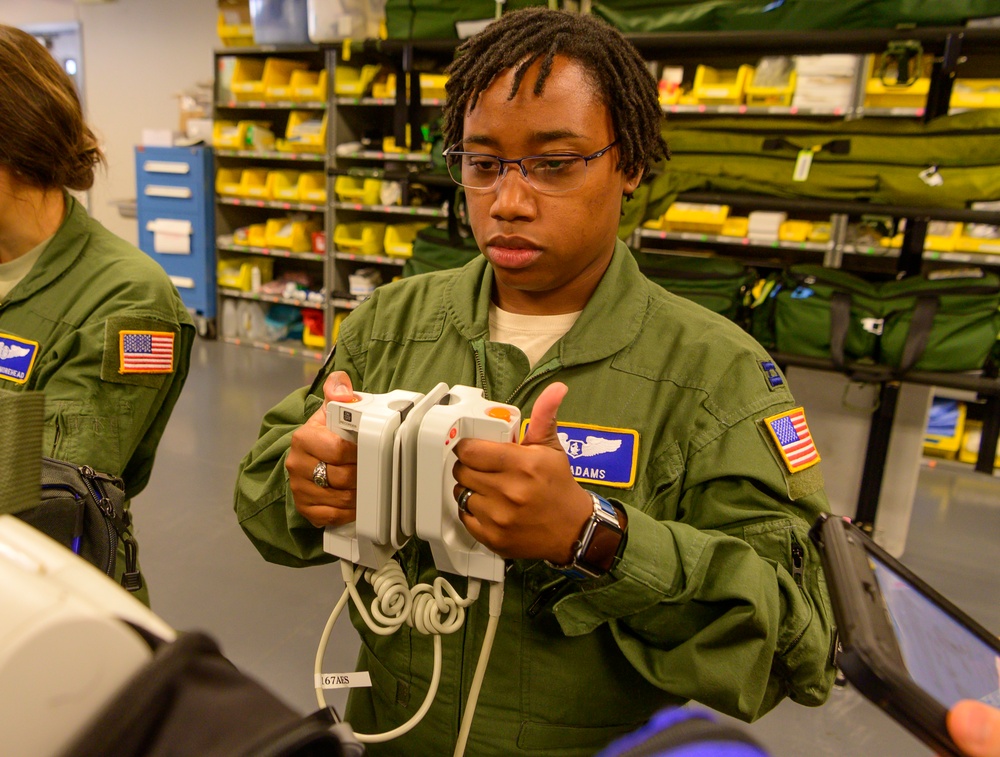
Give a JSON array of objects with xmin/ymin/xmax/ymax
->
[
  {"xmin": 0, "ymin": 25, "xmax": 194, "ymax": 604},
  {"xmin": 949, "ymin": 700, "xmax": 1000, "ymax": 757}
]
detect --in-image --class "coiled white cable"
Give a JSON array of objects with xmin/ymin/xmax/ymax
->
[{"xmin": 314, "ymin": 558, "xmax": 488, "ymax": 747}]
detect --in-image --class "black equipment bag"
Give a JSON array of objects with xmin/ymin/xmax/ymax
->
[
  {"xmin": 60, "ymin": 630, "xmax": 359, "ymax": 757},
  {"xmin": 17, "ymin": 457, "xmax": 142, "ymax": 592}
]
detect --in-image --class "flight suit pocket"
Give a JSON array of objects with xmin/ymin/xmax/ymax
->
[{"xmin": 47, "ymin": 402, "xmax": 123, "ymax": 476}]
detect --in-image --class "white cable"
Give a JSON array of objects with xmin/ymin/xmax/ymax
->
[
  {"xmin": 452, "ymin": 580, "xmax": 505, "ymax": 757},
  {"xmin": 314, "ymin": 563, "xmax": 362, "ymax": 710}
]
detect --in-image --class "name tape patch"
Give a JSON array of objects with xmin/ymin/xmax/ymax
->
[
  {"xmin": 764, "ymin": 406, "xmax": 821, "ymax": 473},
  {"xmin": 119, "ymin": 330, "xmax": 175, "ymax": 374},
  {"xmin": 520, "ymin": 420, "xmax": 639, "ymax": 488},
  {"xmin": 0, "ymin": 332, "xmax": 40, "ymax": 385}
]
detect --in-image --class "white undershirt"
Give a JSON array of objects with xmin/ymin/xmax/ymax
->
[
  {"xmin": 489, "ymin": 303, "xmax": 582, "ymax": 369},
  {"xmin": 0, "ymin": 236, "xmax": 50, "ymax": 301}
]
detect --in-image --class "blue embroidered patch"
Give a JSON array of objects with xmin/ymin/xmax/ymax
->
[
  {"xmin": 0, "ymin": 332, "xmax": 39, "ymax": 385},
  {"xmin": 520, "ymin": 420, "xmax": 638, "ymax": 488},
  {"xmin": 759, "ymin": 360, "xmax": 784, "ymax": 390}
]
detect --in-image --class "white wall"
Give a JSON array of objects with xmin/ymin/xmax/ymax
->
[{"xmin": 0, "ymin": 0, "xmax": 218, "ymax": 244}]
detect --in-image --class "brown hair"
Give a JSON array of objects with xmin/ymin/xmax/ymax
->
[{"xmin": 0, "ymin": 24, "xmax": 104, "ymax": 191}]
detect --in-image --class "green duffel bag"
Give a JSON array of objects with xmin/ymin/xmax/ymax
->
[
  {"xmin": 776, "ymin": 264, "xmax": 1000, "ymax": 372},
  {"xmin": 592, "ymin": 0, "xmax": 1000, "ymax": 33},
  {"xmin": 385, "ymin": 0, "xmax": 551, "ymax": 39},
  {"xmin": 635, "ymin": 251, "xmax": 755, "ymax": 324},
  {"xmin": 775, "ymin": 265, "xmax": 884, "ymax": 366},
  {"xmin": 879, "ymin": 268, "xmax": 1000, "ymax": 372},
  {"xmin": 402, "ymin": 224, "xmax": 481, "ymax": 277}
]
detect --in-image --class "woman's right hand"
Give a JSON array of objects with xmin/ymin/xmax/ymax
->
[{"xmin": 286, "ymin": 371, "xmax": 359, "ymax": 528}]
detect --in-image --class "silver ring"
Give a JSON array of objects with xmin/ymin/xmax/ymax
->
[
  {"xmin": 312, "ymin": 461, "xmax": 329, "ymax": 488},
  {"xmin": 457, "ymin": 487, "xmax": 474, "ymax": 514}
]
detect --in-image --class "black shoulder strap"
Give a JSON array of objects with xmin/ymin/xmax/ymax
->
[{"xmin": 898, "ymin": 295, "xmax": 938, "ymax": 373}]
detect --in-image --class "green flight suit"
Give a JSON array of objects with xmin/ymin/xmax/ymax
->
[
  {"xmin": 0, "ymin": 196, "xmax": 195, "ymax": 603},
  {"xmin": 235, "ymin": 240, "xmax": 836, "ymax": 756}
]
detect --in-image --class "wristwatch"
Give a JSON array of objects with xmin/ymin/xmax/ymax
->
[{"xmin": 546, "ymin": 491, "xmax": 627, "ymax": 580}]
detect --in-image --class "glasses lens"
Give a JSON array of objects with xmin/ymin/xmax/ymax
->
[
  {"xmin": 446, "ymin": 154, "xmax": 502, "ymax": 189},
  {"xmin": 523, "ymin": 156, "xmax": 586, "ymax": 192}
]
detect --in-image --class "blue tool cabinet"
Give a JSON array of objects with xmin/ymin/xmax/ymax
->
[{"xmin": 134, "ymin": 145, "xmax": 216, "ymax": 337}]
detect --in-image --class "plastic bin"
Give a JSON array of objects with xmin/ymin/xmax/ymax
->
[
  {"xmin": 267, "ymin": 170, "xmax": 301, "ymax": 202},
  {"xmin": 924, "ymin": 399, "xmax": 966, "ymax": 460},
  {"xmin": 333, "ymin": 222, "xmax": 386, "ymax": 255},
  {"xmin": 334, "ymin": 175, "xmax": 382, "ymax": 205},
  {"xmin": 334, "ymin": 65, "xmax": 381, "ymax": 97},
  {"xmin": 233, "ymin": 223, "xmax": 268, "ymax": 248},
  {"xmin": 215, "ymin": 168, "xmax": 244, "ymax": 196},
  {"xmin": 276, "ymin": 111, "xmax": 326, "ymax": 153},
  {"xmin": 663, "ymin": 202, "xmax": 730, "ymax": 234},
  {"xmin": 308, "ymin": 0, "xmax": 378, "ymax": 42},
  {"xmin": 267, "ymin": 67, "xmax": 318, "ymax": 102},
  {"xmin": 214, "ymin": 120, "xmax": 274, "ymax": 150},
  {"xmin": 864, "ymin": 53, "xmax": 933, "ymax": 109},
  {"xmin": 232, "ymin": 57, "xmax": 308, "ymax": 102},
  {"xmin": 958, "ymin": 419, "xmax": 1000, "ymax": 466},
  {"xmin": 384, "ymin": 223, "xmax": 429, "ymax": 258},
  {"xmin": 249, "ymin": 0, "xmax": 309, "ymax": 44},
  {"xmin": 692, "ymin": 65, "xmax": 754, "ymax": 104},
  {"xmin": 217, "ymin": 256, "xmax": 274, "ymax": 291},
  {"xmin": 218, "ymin": 4, "xmax": 255, "ymax": 47},
  {"xmin": 880, "ymin": 221, "xmax": 964, "ymax": 252},
  {"xmin": 265, "ymin": 216, "xmax": 322, "ymax": 252},
  {"xmin": 301, "ymin": 307, "xmax": 324, "ymax": 348},
  {"xmin": 297, "ymin": 171, "xmax": 327, "ymax": 203},
  {"xmin": 746, "ymin": 65, "xmax": 796, "ymax": 107},
  {"xmin": 237, "ymin": 168, "xmax": 270, "ymax": 199},
  {"xmin": 290, "ymin": 69, "xmax": 327, "ymax": 102},
  {"xmin": 720, "ymin": 217, "xmax": 749, "ymax": 238},
  {"xmin": 951, "ymin": 79, "xmax": 1000, "ymax": 109},
  {"xmin": 778, "ymin": 220, "xmax": 814, "ymax": 243},
  {"xmin": 371, "ymin": 72, "xmax": 448, "ymax": 100}
]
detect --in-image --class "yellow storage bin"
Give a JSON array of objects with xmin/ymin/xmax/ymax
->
[
  {"xmin": 808, "ymin": 222, "xmax": 832, "ymax": 243},
  {"xmin": 663, "ymin": 202, "xmax": 730, "ymax": 234},
  {"xmin": 237, "ymin": 168, "xmax": 270, "ymax": 199},
  {"xmin": 382, "ymin": 127, "xmax": 432, "ymax": 154},
  {"xmin": 303, "ymin": 322, "xmax": 325, "ymax": 349},
  {"xmin": 720, "ymin": 216, "xmax": 749, "ymax": 238},
  {"xmin": 229, "ymin": 57, "xmax": 266, "ymax": 101},
  {"xmin": 231, "ymin": 57, "xmax": 309, "ymax": 102},
  {"xmin": 331, "ymin": 311, "xmax": 348, "ymax": 342},
  {"xmin": 290, "ymin": 69, "xmax": 328, "ymax": 102},
  {"xmin": 779, "ymin": 220, "xmax": 814, "ymax": 243},
  {"xmin": 958, "ymin": 419, "xmax": 1000, "ymax": 466},
  {"xmin": 951, "ymin": 79, "xmax": 1000, "ymax": 109},
  {"xmin": 217, "ymin": 256, "xmax": 273, "ymax": 291},
  {"xmin": 384, "ymin": 223, "xmax": 429, "ymax": 258},
  {"xmin": 924, "ymin": 400, "xmax": 966, "ymax": 460},
  {"xmin": 233, "ymin": 223, "xmax": 268, "ymax": 248},
  {"xmin": 864, "ymin": 53, "xmax": 933, "ymax": 109},
  {"xmin": 276, "ymin": 111, "xmax": 326, "ymax": 153},
  {"xmin": 265, "ymin": 216, "xmax": 322, "ymax": 252},
  {"xmin": 215, "ymin": 168, "xmax": 243, "ymax": 196},
  {"xmin": 880, "ymin": 222, "xmax": 964, "ymax": 252},
  {"xmin": 218, "ymin": 7, "xmax": 254, "ymax": 47},
  {"xmin": 419, "ymin": 73, "xmax": 448, "ymax": 100},
  {"xmin": 334, "ymin": 64, "xmax": 381, "ymax": 96},
  {"xmin": 267, "ymin": 170, "xmax": 301, "ymax": 202},
  {"xmin": 333, "ymin": 222, "xmax": 387, "ymax": 255},
  {"xmin": 692, "ymin": 65, "xmax": 754, "ymax": 104},
  {"xmin": 215, "ymin": 120, "xmax": 274, "ymax": 151},
  {"xmin": 746, "ymin": 65, "xmax": 796, "ymax": 106},
  {"xmin": 334, "ymin": 175, "xmax": 382, "ymax": 205},
  {"xmin": 297, "ymin": 172, "xmax": 328, "ymax": 204}
]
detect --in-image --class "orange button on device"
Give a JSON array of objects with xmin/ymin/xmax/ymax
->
[
  {"xmin": 486, "ymin": 407, "xmax": 511, "ymax": 422},
  {"xmin": 343, "ymin": 394, "xmax": 362, "ymax": 403}
]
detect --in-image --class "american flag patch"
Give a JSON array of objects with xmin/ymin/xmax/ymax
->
[
  {"xmin": 764, "ymin": 407, "xmax": 820, "ymax": 473},
  {"xmin": 119, "ymin": 330, "xmax": 175, "ymax": 374}
]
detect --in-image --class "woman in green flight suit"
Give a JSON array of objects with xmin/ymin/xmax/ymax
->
[{"xmin": 0, "ymin": 25, "xmax": 194, "ymax": 605}]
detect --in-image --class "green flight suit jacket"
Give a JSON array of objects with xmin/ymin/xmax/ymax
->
[
  {"xmin": 0, "ymin": 196, "xmax": 195, "ymax": 598},
  {"xmin": 235, "ymin": 241, "xmax": 836, "ymax": 755}
]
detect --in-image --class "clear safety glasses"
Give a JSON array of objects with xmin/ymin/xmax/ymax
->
[{"xmin": 442, "ymin": 141, "xmax": 618, "ymax": 193}]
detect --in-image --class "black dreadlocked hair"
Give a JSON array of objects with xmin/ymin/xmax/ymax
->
[{"xmin": 442, "ymin": 7, "xmax": 669, "ymax": 182}]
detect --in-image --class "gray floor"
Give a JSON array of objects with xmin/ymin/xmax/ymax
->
[{"xmin": 134, "ymin": 338, "xmax": 1000, "ymax": 756}]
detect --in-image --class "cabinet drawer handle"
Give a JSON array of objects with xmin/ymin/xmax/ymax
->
[
  {"xmin": 169, "ymin": 276, "xmax": 196, "ymax": 289},
  {"xmin": 144, "ymin": 185, "xmax": 193, "ymax": 199},
  {"xmin": 144, "ymin": 160, "xmax": 191, "ymax": 175}
]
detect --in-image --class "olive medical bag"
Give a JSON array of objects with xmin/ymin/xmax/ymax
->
[{"xmin": 774, "ymin": 264, "xmax": 1000, "ymax": 373}]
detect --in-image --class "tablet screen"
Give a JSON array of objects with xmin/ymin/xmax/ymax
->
[{"xmin": 869, "ymin": 554, "xmax": 1000, "ymax": 709}]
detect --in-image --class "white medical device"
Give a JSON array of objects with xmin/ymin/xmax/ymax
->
[
  {"xmin": 0, "ymin": 515, "xmax": 175, "ymax": 757},
  {"xmin": 415, "ymin": 385, "xmax": 520, "ymax": 582},
  {"xmin": 315, "ymin": 384, "xmax": 520, "ymax": 756}
]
